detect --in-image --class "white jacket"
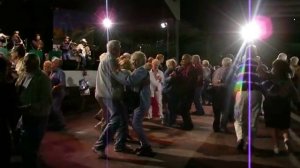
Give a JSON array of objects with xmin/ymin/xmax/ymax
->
[{"xmin": 149, "ymin": 69, "xmax": 164, "ymax": 97}]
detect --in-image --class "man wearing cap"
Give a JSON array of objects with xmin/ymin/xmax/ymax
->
[{"xmin": 48, "ymin": 57, "xmax": 66, "ymax": 130}]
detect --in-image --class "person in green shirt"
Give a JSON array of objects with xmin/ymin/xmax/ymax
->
[
  {"xmin": 29, "ymin": 49, "xmax": 43, "ymax": 62},
  {"xmin": 0, "ymin": 33, "xmax": 9, "ymax": 58},
  {"xmin": 48, "ymin": 45, "xmax": 62, "ymax": 61},
  {"xmin": 0, "ymin": 47, "xmax": 8, "ymax": 58}
]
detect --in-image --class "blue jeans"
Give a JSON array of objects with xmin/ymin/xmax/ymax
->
[
  {"xmin": 81, "ymin": 56, "xmax": 87, "ymax": 69},
  {"xmin": 132, "ymin": 104, "xmax": 150, "ymax": 147},
  {"xmin": 94, "ymin": 98, "xmax": 127, "ymax": 150},
  {"xmin": 62, "ymin": 51, "xmax": 71, "ymax": 61},
  {"xmin": 48, "ymin": 92, "xmax": 65, "ymax": 129},
  {"xmin": 193, "ymin": 86, "xmax": 205, "ymax": 114},
  {"xmin": 165, "ymin": 92, "xmax": 179, "ymax": 126}
]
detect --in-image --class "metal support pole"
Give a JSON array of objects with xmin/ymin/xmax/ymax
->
[{"xmin": 175, "ymin": 19, "xmax": 179, "ymax": 61}]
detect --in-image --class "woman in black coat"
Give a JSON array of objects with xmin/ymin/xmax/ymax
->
[{"xmin": 262, "ymin": 59, "xmax": 300, "ymax": 154}]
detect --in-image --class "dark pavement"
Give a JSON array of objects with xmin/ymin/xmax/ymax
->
[{"xmin": 38, "ymin": 106, "xmax": 300, "ymax": 168}]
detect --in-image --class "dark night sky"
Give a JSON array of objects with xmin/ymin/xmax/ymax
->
[
  {"xmin": 1, "ymin": 0, "xmax": 299, "ymax": 38},
  {"xmin": 0, "ymin": 0, "xmax": 299, "ymax": 63}
]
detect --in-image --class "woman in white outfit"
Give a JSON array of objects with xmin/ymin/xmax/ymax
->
[{"xmin": 148, "ymin": 59, "xmax": 165, "ymax": 120}]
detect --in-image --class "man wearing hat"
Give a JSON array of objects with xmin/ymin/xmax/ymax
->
[{"xmin": 77, "ymin": 38, "xmax": 90, "ymax": 69}]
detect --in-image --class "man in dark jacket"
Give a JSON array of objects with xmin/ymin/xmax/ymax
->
[
  {"xmin": 171, "ymin": 54, "xmax": 198, "ymax": 130},
  {"xmin": 16, "ymin": 53, "xmax": 52, "ymax": 168}
]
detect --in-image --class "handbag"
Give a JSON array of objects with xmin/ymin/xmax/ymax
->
[{"xmin": 123, "ymin": 87, "xmax": 140, "ymax": 114}]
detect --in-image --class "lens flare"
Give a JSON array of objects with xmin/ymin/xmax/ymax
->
[
  {"xmin": 240, "ymin": 16, "xmax": 273, "ymax": 42},
  {"xmin": 255, "ymin": 16, "xmax": 273, "ymax": 40},
  {"xmin": 240, "ymin": 21, "xmax": 262, "ymax": 42},
  {"xmin": 102, "ymin": 18, "xmax": 112, "ymax": 29}
]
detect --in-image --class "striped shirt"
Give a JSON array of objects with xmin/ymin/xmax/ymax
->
[{"xmin": 235, "ymin": 58, "xmax": 261, "ymax": 91}]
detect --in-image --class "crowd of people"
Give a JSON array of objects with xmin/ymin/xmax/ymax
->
[
  {"xmin": 92, "ymin": 41, "xmax": 300, "ymax": 160},
  {"xmin": 59, "ymin": 36, "xmax": 93, "ymax": 70},
  {"xmin": 0, "ymin": 31, "xmax": 67, "ymax": 168},
  {"xmin": 1, "ymin": 31, "xmax": 300, "ymax": 167},
  {"xmin": 0, "ymin": 31, "xmax": 95, "ymax": 71}
]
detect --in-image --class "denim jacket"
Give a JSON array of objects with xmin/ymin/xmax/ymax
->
[{"xmin": 114, "ymin": 66, "xmax": 151, "ymax": 111}]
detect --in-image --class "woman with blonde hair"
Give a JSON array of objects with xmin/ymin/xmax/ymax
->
[
  {"xmin": 163, "ymin": 58, "xmax": 178, "ymax": 126},
  {"xmin": 148, "ymin": 59, "xmax": 164, "ymax": 120},
  {"xmin": 202, "ymin": 59, "xmax": 212, "ymax": 105}
]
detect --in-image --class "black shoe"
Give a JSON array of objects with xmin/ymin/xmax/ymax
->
[
  {"xmin": 114, "ymin": 145, "xmax": 134, "ymax": 154},
  {"xmin": 191, "ymin": 111, "xmax": 205, "ymax": 116},
  {"xmin": 236, "ymin": 139, "xmax": 244, "ymax": 151},
  {"xmin": 92, "ymin": 147, "xmax": 107, "ymax": 159},
  {"xmin": 214, "ymin": 129, "xmax": 220, "ymax": 133},
  {"xmin": 94, "ymin": 113, "xmax": 102, "ymax": 121},
  {"xmin": 136, "ymin": 146, "xmax": 156, "ymax": 157},
  {"xmin": 195, "ymin": 112, "xmax": 205, "ymax": 116},
  {"xmin": 220, "ymin": 127, "xmax": 229, "ymax": 133},
  {"xmin": 213, "ymin": 127, "xmax": 220, "ymax": 132},
  {"xmin": 135, "ymin": 146, "xmax": 142, "ymax": 153},
  {"xmin": 126, "ymin": 135, "xmax": 134, "ymax": 142},
  {"xmin": 47, "ymin": 125, "xmax": 66, "ymax": 131},
  {"xmin": 181, "ymin": 124, "xmax": 194, "ymax": 131},
  {"xmin": 183, "ymin": 126, "xmax": 194, "ymax": 131}
]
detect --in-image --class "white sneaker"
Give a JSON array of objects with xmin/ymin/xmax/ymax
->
[
  {"xmin": 273, "ymin": 146, "xmax": 279, "ymax": 154},
  {"xmin": 284, "ymin": 140, "xmax": 291, "ymax": 152}
]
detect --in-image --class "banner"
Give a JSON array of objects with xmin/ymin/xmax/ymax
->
[{"xmin": 64, "ymin": 70, "xmax": 97, "ymax": 87}]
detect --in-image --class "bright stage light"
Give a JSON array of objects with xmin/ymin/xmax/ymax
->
[
  {"xmin": 102, "ymin": 18, "xmax": 112, "ymax": 29},
  {"xmin": 240, "ymin": 16, "xmax": 273, "ymax": 42},
  {"xmin": 161, "ymin": 22, "xmax": 168, "ymax": 29},
  {"xmin": 240, "ymin": 21, "xmax": 262, "ymax": 42}
]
